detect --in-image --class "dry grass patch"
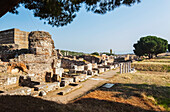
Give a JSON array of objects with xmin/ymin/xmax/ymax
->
[
  {"xmin": 110, "ymin": 71, "xmax": 170, "ymax": 86},
  {"xmin": 132, "ymin": 63, "xmax": 170, "ymax": 72},
  {"xmin": 132, "ymin": 57, "xmax": 170, "ymax": 72},
  {"xmin": 75, "ymin": 71, "xmax": 170, "ymax": 111},
  {"xmin": 143, "ymin": 59, "xmax": 170, "ymax": 63}
]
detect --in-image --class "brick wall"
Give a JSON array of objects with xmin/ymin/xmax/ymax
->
[
  {"xmin": 14, "ymin": 29, "xmax": 29, "ymax": 49},
  {"xmin": 0, "ymin": 29, "xmax": 14, "ymax": 44},
  {"xmin": 0, "ymin": 28, "xmax": 29, "ymax": 49}
]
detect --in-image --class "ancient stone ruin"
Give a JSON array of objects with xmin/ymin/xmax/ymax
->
[
  {"xmin": 0, "ymin": 28, "xmax": 64, "ymax": 96},
  {"xmin": 0, "ymin": 28, "xmax": 134, "ymax": 97}
]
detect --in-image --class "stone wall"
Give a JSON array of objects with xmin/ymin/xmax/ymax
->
[
  {"xmin": 61, "ymin": 57, "xmax": 86, "ymax": 69},
  {"xmin": 0, "ymin": 29, "xmax": 14, "ymax": 44},
  {"xmin": 8, "ymin": 31, "xmax": 59, "ymax": 77},
  {"xmin": 29, "ymin": 31, "xmax": 54, "ymax": 56},
  {"xmin": 78, "ymin": 55, "xmax": 102, "ymax": 64},
  {"xmin": 14, "ymin": 29, "xmax": 29, "ymax": 49},
  {"xmin": 0, "ymin": 28, "xmax": 29, "ymax": 49}
]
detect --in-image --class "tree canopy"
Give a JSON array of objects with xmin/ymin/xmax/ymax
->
[
  {"xmin": 91, "ymin": 52, "xmax": 99, "ymax": 56},
  {"xmin": 168, "ymin": 44, "xmax": 170, "ymax": 52},
  {"xmin": 133, "ymin": 36, "xmax": 168, "ymax": 58},
  {"xmin": 0, "ymin": 0, "xmax": 141, "ymax": 27}
]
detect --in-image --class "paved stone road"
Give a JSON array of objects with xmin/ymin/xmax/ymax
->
[{"xmin": 42, "ymin": 69, "xmax": 118, "ymax": 104}]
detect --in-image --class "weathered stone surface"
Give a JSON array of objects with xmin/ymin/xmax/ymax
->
[
  {"xmin": 34, "ymin": 82, "xmax": 60, "ymax": 92},
  {"xmin": 61, "ymin": 57, "xmax": 86, "ymax": 69},
  {"xmin": 87, "ymin": 70, "xmax": 94, "ymax": 76},
  {"xmin": 6, "ymin": 77, "xmax": 17, "ymax": 85},
  {"xmin": 0, "ymin": 28, "xmax": 29, "ymax": 49},
  {"xmin": 59, "ymin": 84, "xmax": 82, "ymax": 95},
  {"xmin": 7, "ymin": 87, "xmax": 32, "ymax": 95},
  {"xmin": 7, "ymin": 62, "xmax": 28, "ymax": 73},
  {"xmin": 84, "ymin": 63, "xmax": 92, "ymax": 70},
  {"xmin": 39, "ymin": 90, "xmax": 47, "ymax": 96},
  {"xmin": 78, "ymin": 55, "xmax": 102, "ymax": 64},
  {"xmin": 29, "ymin": 31, "xmax": 54, "ymax": 56},
  {"xmin": 7, "ymin": 31, "xmax": 60, "ymax": 78},
  {"xmin": 93, "ymin": 68, "xmax": 105, "ymax": 73},
  {"xmin": 52, "ymin": 74, "xmax": 61, "ymax": 82},
  {"xmin": 54, "ymin": 68, "xmax": 64, "ymax": 77},
  {"xmin": 0, "ymin": 77, "xmax": 18, "ymax": 86},
  {"xmin": 60, "ymin": 78, "xmax": 73, "ymax": 87},
  {"xmin": 73, "ymin": 74, "xmax": 87, "ymax": 83}
]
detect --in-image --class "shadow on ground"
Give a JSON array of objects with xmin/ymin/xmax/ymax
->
[
  {"xmin": 0, "ymin": 95, "xmax": 159, "ymax": 112},
  {"xmin": 0, "ymin": 84, "xmax": 169, "ymax": 112},
  {"xmin": 98, "ymin": 83, "xmax": 170, "ymax": 111}
]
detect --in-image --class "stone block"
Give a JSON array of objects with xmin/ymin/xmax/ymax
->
[
  {"xmin": 87, "ymin": 70, "xmax": 94, "ymax": 76},
  {"xmin": 60, "ymin": 78, "xmax": 73, "ymax": 87},
  {"xmin": 11, "ymin": 68, "xmax": 19, "ymax": 74},
  {"xmin": 77, "ymin": 65, "xmax": 85, "ymax": 71},
  {"xmin": 45, "ymin": 72, "xmax": 52, "ymax": 82},
  {"xmin": 39, "ymin": 90, "xmax": 47, "ymax": 96},
  {"xmin": 5, "ymin": 77, "xmax": 17, "ymax": 85},
  {"xmin": 8, "ymin": 87, "xmax": 32, "ymax": 95},
  {"xmin": 34, "ymin": 82, "xmax": 60, "ymax": 92},
  {"xmin": 59, "ymin": 84, "xmax": 82, "ymax": 95},
  {"xmin": 19, "ymin": 76, "xmax": 33, "ymax": 87},
  {"xmin": 73, "ymin": 74, "xmax": 87, "ymax": 83},
  {"xmin": 93, "ymin": 70, "xmax": 99, "ymax": 76},
  {"xmin": 55, "ymin": 68, "xmax": 64, "ymax": 77},
  {"xmin": 69, "ymin": 69, "xmax": 76, "ymax": 74},
  {"xmin": 84, "ymin": 63, "xmax": 92, "ymax": 71},
  {"xmin": 98, "ymin": 68, "xmax": 105, "ymax": 73},
  {"xmin": 52, "ymin": 74, "xmax": 61, "ymax": 82}
]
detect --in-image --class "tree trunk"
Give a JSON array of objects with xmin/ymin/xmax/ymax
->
[
  {"xmin": 148, "ymin": 54, "xmax": 153, "ymax": 59},
  {"xmin": 0, "ymin": 0, "xmax": 20, "ymax": 18},
  {"xmin": 155, "ymin": 54, "xmax": 158, "ymax": 57}
]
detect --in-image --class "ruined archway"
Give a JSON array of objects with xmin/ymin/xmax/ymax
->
[{"xmin": 7, "ymin": 62, "xmax": 28, "ymax": 74}]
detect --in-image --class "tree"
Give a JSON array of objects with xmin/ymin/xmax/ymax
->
[
  {"xmin": 101, "ymin": 52, "xmax": 114, "ymax": 56},
  {"xmin": 110, "ymin": 49, "xmax": 113, "ymax": 54},
  {"xmin": 133, "ymin": 36, "xmax": 168, "ymax": 58},
  {"xmin": 91, "ymin": 52, "xmax": 99, "ymax": 56},
  {"xmin": 168, "ymin": 44, "xmax": 170, "ymax": 52},
  {"xmin": 0, "ymin": 0, "xmax": 141, "ymax": 27}
]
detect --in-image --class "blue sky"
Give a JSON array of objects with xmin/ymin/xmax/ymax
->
[{"xmin": 0, "ymin": 0, "xmax": 170, "ymax": 54}]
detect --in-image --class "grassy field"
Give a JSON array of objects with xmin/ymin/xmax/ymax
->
[{"xmin": 132, "ymin": 58, "xmax": 170, "ymax": 72}]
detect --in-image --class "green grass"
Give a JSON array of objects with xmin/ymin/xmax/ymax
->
[
  {"xmin": 132, "ymin": 63, "xmax": 170, "ymax": 72},
  {"xmin": 155, "ymin": 97, "xmax": 170, "ymax": 111}
]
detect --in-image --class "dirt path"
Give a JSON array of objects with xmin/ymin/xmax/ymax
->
[{"xmin": 42, "ymin": 69, "xmax": 118, "ymax": 104}]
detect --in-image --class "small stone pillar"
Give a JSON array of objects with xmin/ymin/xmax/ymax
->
[
  {"xmin": 127, "ymin": 62, "xmax": 129, "ymax": 73},
  {"xmin": 122, "ymin": 63, "xmax": 125, "ymax": 73},
  {"xmin": 120, "ymin": 63, "xmax": 123, "ymax": 74},
  {"xmin": 129, "ymin": 62, "xmax": 131, "ymax": 72},
  {"xmin": 126, "ymin": 63, "xmax": 128, "ymax": 73},
  {"xmin": 125, "ymin": 63, "xmax": 127, "ymax": 73}
]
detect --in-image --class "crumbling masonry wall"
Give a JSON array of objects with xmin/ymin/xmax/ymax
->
[{"xmin": 9, "ymin": 31, "xmax": 59, "ymax": 77}]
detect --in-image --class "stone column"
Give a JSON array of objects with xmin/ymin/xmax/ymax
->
[
  {"xmin": 129, "ymin": 62, "xmax": 131, "ymax": 72},
  {"xmin": 125, "ymin": 62, "xmax": 127, "ymax": 73},
  {"xmin": 122, "ymin": 63, "xmax": 124, "ymax": 73},
  {"xmin": 128, "ymin": 62, "xmax": 130, "ymax": 73},
  {"xmin": 120, "ymin": 63, "xmax": 122, "ymax": 74},
  {"xmin": 126, "ymin": 62, "xmax": 129, "ymax": 73}
]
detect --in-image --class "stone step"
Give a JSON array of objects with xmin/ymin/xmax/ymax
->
[{"xmin": 58, "ymin": 84, "xmax": 82, "ymax": 95}]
